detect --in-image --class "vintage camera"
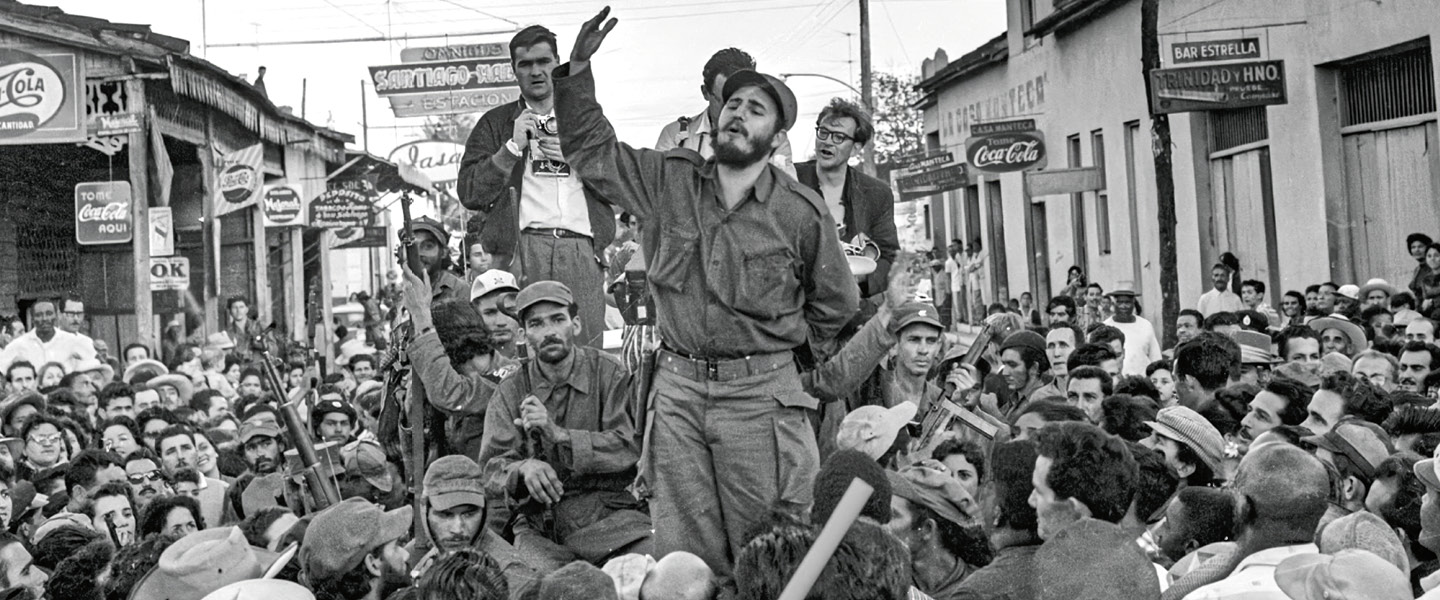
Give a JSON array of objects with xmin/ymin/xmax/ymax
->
[{"xmin": 535, "ymin": 114, "xmax": 559, "ymax": 136}]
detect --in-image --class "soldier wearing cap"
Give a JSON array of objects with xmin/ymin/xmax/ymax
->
[
  {"xmin": 407, "ymin": 215, "xmax": 469, "ymax": 302},
  {"xmin": 478, "ymin": 280, "xmax": 649, "ymax": 568},
  {"xmin": 311, "ymin": 398, "xmax": 359, "ymax": 445},
  {"xmin": 302, "ymin": 497, "xmax": 413, "ymax": 600},
  {"xmin": 470, "ymin": 269, "xmax": 524, "ymax": 358},
  {"xmin": 885, "ymin": 461, "xmax": 982, "ymax": 599},
  {"xmin": 555, "ymin": 9, "xmax": 859, "ymax": 574},
  {"xmin": 409, "ymin": 455, "xmax": 535, "ymax": 593}
]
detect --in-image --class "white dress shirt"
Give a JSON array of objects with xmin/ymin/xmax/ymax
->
[
  {"xmin": 0, "ymin": 329, "xmax": 96, "ymax": 373},
  {"xmin": 1182, "ymin": 543, "xmax": 1318, "ymax": 600}
]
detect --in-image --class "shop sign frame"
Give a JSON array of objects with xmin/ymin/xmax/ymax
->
[
  {"xmin": 1149, "ymin": 60, "xmax": 1287, "ymax": 114},
  {"xmin": 0, "ymin": 46, "xmax": 85, "ymax": 145}
]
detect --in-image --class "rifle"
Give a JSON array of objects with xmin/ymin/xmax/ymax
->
[
  {"xmin": 397, "ymin": 188, "xmax": 431, "ymax": 548},
  {"xmin": 253, "ymin": 341, "xmax": 342, "ymax": 513},
  {"xmin": 917, "ymin": 322, "xmax": 1002, "ymax": 448},
  {"xmin": 498, "ymin": 287, "xmax": 558, "ymax": 539}
]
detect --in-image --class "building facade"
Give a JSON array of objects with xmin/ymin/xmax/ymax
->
[{"xmin": 917, "ymin": 0, "xmax": 1440, "ymax": 332}]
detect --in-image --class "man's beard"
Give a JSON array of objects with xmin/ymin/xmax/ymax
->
[
  {"xmin": 251, "ymin": 456, "xmax": 278, "ymax": 474},
  {"xmin": 537, "ymin": 337, "xmax": 572, "ymax": 364},
  {"xmin": 711, "ymin": 125, "xmax": 774, "ymax": 167}
]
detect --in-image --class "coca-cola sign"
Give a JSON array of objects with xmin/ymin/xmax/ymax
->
[
  {"xmin": 75, "ymin": 181, "xmax": 132, "ymax": 245},
  {"xmin": 965, "ymin": 131, "xmax": 1047, "ymax": 174},
  {"xmin": 0, "ymin": 47, "xmax": 83, "ymax": 145},
  {"xmin": 262, "ymin": 184, "xmax": 304, "ymax": 227}
]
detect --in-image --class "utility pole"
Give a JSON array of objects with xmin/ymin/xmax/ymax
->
[
  {"xmin": 859, "ymin": 0, "xmax": 875, "ymax": 174},
  {"xmin": 1141, "ymin": 0, "xmax": 1180, "ymax": 348},
  {"xmin": 360, "ymin": 80, "xmax": 369, "ymax": 153}
]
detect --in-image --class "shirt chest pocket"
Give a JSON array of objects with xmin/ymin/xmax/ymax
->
[
  {"xmin": 734, "ymin": 252, "xmax": 798, "ymax": 320},
  {"xmin": 649, "ymin": 231, "xmax": 696, "ymax": 293}
]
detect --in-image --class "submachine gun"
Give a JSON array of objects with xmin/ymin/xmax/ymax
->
[{"xmin": 915, "ymin": 322, "xmax": 1002, "ymax": 449}]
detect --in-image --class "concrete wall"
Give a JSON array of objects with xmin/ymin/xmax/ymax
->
[{"xmin": 922, "ymin": 0, "xmax": 1440, "ymax": 335}]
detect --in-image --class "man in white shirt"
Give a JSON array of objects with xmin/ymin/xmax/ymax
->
[
  {"xmin": 1182, "ymin": 442, "xmax": 1329, "ymax": 599},
  {"xmin": 1102, "ymin": 289, "xmax": 1162, "ymax": 376},
  {"xmin": 1197, "ymin": 263, "xmax": 1244, "ymax": 316},
  {"xmin": 0, "ymin": 299, "xmax": 97, "ymax": 374},
  {"xmin": 1238, "ymin": 280, "xmax": 1280, "ymax": 328},
  {"xmin": 457, "ymin": 25, "xmax": 613, "ymax": 347}
]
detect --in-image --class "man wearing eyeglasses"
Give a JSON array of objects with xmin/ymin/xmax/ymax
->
[
  {"xmin": 795, "ymin": 98, "xmax": 900, "ymax": 300},
  {"xmin": 124, "ymin": 452, "xmax": 173, "ymax": 511}
]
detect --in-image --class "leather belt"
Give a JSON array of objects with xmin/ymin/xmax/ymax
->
[
  {"xmin": 656, "ymin": 347, "xmax": 793, "ymax": 382},
  {"xmin": 523, "ymin": 227, "xmax": 590, "ymax": 239}
]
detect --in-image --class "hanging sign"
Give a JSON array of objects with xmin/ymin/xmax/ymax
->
[
  {"xmin": 214, "ymin": 143, "xmax": 264, "ymax": 216},
  {"xmin": 896, "ymin": 163, "xmax": 968, "ymax": 201},
  {"xmin": 387, "ymin": 140, "xmax": 463, "ymax": 195},
  {"xmin": 262, "ymin": 184, "xmax": 305, "ymax": 227},
  {"xmin": 75, "ymin": 181, "xmax": 132, "ymax": 245},
  {"xmin": 965, "ymin": 130, "xmax": 1047, "ymax": 173},
  {"xmin": 309, "ymin": 189, "xmax": 375, "ymax": 228},
  {"xmin": 149, "ymin": 256, "xmax": 190, "ymax": 291},
  {"xmin": 1149, "ymin": 60, "xmax": 1287, "ymax": 114},
  {"xmin": 149, "ymin": 206, "xmax": 174, "ymax": 257},
  {"xmin": 0, "ymin": 47, "xmax": 84, "ymax": 144},
  {"xmin": 332, "ymin": 226, "xmax": 389, "ymax": 249},
  {"xmin": 1171, "ymin": 38, "xmax": 1261, "ymax": 65}
]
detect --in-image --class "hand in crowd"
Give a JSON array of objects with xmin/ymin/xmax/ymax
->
[
  {"xmin": 570, "ymin": 6, "xmax": 618, "ymax": 69},
  {"xmin": 515, "ymin": 395, "xmax": 569, "ymax": 445},
  {"xmin": 399, "ymin": 262, "xmax": 434, "ymax": 330},
  {"xmin": 512, "ymin": 107, "xmax": 538, "ymax": 150},
  {"xmin": 518, "ymin": 458, "xmax": 565, "ymax": 505}
]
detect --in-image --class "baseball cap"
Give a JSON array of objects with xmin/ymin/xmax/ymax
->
[
  {"xmin": 893, "ymin": 303, "xmax": 943, "ymax": 333},
  {"xmin": 721, "ymin": 70, "xmax": 799, "ymax": 131},
  {"xmin": 470, "ymin": 269, "xmax": 520, "ymax": 302},
  {"xmin": 423, "ymin": 455, "xmax": 487, "ymax": 511},
  {"xmin": 409, "ymin": 216, "xmax": 448, "ymax": 245},
  {"xmin": 131, "ymin": 526, "xmax": 293, "ymax": 600},
  {"xmin": 240, "ymin": 421, "xmax": 282, "ymax": 445},
  {"xmin": 1273, "ymin": 549, "xmax": 1410, "ymax": 600},
  {"xmin": 1335, "ymin": 284, "xmax": 1361, "ymax": 301},
  {"xmin": 301, "ymin": 497, "xmax": 412, "ymax": 582},
  {"xmin": 340, "ymin": 440, "xmax": 392, "ymax": 493},
  {"xmin": 1144, "ymin": 406, "xmax": 1225, "ymax": 474},
  {"xmin": 1317, "ymin": 511, "xmax": 1408, "ymax": 574},
  {"xmin": 1234, "ymin": 330, "xmax": 1277, "ymax": 365},
  {"xmin": 1304, "ymin": 422, "xmax": 1391, "ymax": 484},
  {"xmin": 887, "ymin": 460, "xmax": 976, "ymax": 526},
  {"xmin": 515, "ymin": 280, "xmax": 574, "ymax": 316},
  {"xmin": 836, "ymin": 402, "xmax": 919, "ymax": 460}
]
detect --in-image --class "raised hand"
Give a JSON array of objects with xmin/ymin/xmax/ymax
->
[{"xmin": 571, "ymin": 6, "xmax": 618, "ymax": 69}]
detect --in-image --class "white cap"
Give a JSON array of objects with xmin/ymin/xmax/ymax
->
[{"xmin": 470, "ymin": 269, "xmax": 520, "ymax": 302}]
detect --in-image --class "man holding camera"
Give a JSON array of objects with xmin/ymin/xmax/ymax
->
[{"xmin": 458, "ymin": 25, "xmax": 613, "ymax": 348}]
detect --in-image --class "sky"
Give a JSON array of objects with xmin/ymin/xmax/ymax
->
[{"xmin": 45, "ymin": 0, "xmax": 1007, "ymax": 163}]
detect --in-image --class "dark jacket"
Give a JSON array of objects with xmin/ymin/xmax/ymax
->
[
  {"xmin": 794, "ymin": 161, "xmax": 900, "ymax": 297},
  {"xmin": 456, "ymin": 99, "xmax": 615, "ymax": 260}
]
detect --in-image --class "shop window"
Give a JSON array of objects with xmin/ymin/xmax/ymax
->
[
  {"xmin": 1340, "ymin": 44, "xmax": 1435, "ymax": 127},
  {"xmin": 1210, "ymin": 106, "xmax": 1269, "ymax": 152}
]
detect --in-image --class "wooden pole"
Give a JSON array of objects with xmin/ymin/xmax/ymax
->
[
  {"xmin": 127, "ymin": 79, "xmax": 155, "ymax": 350},
  {"xmin": 1141, "ymin": 0, "xmax": 1180, "ymax": 348},
  {"xmin": 858, "ymin": 0, "xmax": 875, "ymax": 175}
]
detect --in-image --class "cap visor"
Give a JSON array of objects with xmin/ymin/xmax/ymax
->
[
  {"xmin": 1272, "ymin": 553, "xmax": 1330, "ymax": 600},
  {"xmin": 380, "ymin": 505, "xmax": 415, "ymax": 546},
  {"xmin": 428, "ymin": 491, "xmax": 486, "ymax": 512},
  {"xmin": 262, "ymin": 542, "xmax": 298, "ymax": 579}
]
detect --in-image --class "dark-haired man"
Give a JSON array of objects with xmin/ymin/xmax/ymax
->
[
  {"xmin": 1173, "ymin": 333, "xmax": 1238, "ymax": 414},
  {"xmin": 0, "ymin": 533, "xmax": 46, "ymax": 596},
  {"xmin": 0, "ymin": 299, "xmax": 96, "ymax": 374},
  {"xmin": 303, "ymin": 497, "xmax": 413, "ymax": 600},
  {"xmin": 1302, "ymin": 371, "xmax": 1391, "ymax": 435},
  {"xmin": 1152, "ymin": 486, "xmax": 1235, "ymax": 565},
  {"xmin": 552, "ymin": 8, "xmax": 859, "ymax": 575},
  {"xmin": 1103, "ymin": 289, "xmax": 1161, "ymax": 376},
  {"xmin": 886, "ymin": 463, "xmax": 985, "ymax": 599},
  {"xmin": 1174, "ymin": 309, "xmax": 1204, "ymax": 347},
  {"xmin": 1399, "ymin": 341, "xmax": 1440, "ymax": 394},
  {"xmin": 457, "ymin": 25, "xmax": 613, "ymax": 347},
  {"xmin": 1031, "ymin": 422, "xmax": 1158, "ymax": 597},
  {"xmin": 479, "ymin": 281, "xmax": 648, "ymax": 567},
  {"xmin": 1066, "ymin": 366, "xmax": 1112, "ymax": 424},
  {"xmin": 953, "ymin": 440, "xmax": 1041, "ymax": 600},
  {"xmin": 999, "ymin": 331, "xmax": 1053, "ymax": 420},
  {"xmin": 63, "ymin": 449, "xmax": 126, "ymax": 512},
  {"xmin": 795, "ymin": 98, "xmax": 899, "ymax": 298},
  {"xmin": 1239, "ymin": 376, "xmax": 1312, "ymax": 441},
  {"xmin": 1197, "ymin": 264, "xmax": 1243, "ymax": 316},
  {"xmin": 410, "ymin": 455, "xmax": 534, "ymax": 592},
  {"xmin": 5, "ymin": 361, "xmax": 35, "ymax": 394}
]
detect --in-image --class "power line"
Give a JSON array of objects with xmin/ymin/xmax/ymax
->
[
  {"xmin": 208, "ymin": 28, "xmax": 517, "ymax": 48},
  {"xmin": 432, "ymin": 0, "xmax": 519, "ymax": 26},
  {"xmin": 319, "ymin": 0, "xmax": 387, "ymax": 37}
]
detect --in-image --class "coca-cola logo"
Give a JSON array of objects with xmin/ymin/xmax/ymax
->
[
  {"xmin": 965, "ymin": 132, "xmax": 1047, "ymax": 173},
  {"xmin": 75, "ymin": 181, "xmax": 132, "ymax": 245},
  {"xmin": 219, "ymin": 163, "xmax": 258, "ymax": 204},
  {"xmin": 0, "ymin": 49, "xmax": 66, "ymax": 139},
  {"xmin": 263, "ymin": 185, "xmax": 302, "ymax": 225}
]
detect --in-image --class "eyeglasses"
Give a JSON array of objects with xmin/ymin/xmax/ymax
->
[
  {"xmin": 27, "ymin": 433, "xmax": 61, "ymax": 446},
  {"xmin": 814, "ymin": 128, "xmax": 853, "ymax": 144},
  {"xmin": 62, "ymin": 311, "xmax": 84, "ymax": 317},
  {"xmin": 127, "ymin": 470, "xmax": 165, "ymax": 485}
]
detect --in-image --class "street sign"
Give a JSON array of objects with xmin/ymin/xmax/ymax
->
[
  {"xmin": 88, "ymin": 112, "xmax": 142, "ymax": 137},
  {"xmin": 966, "ymin": 130, "xmax": 1047, "ymax": 173},
  {"xmin": 896, "ymin": 163, "xmax": 968, "ymax": 201},
  {"xmin": 1171, "ymin": 38, "xmax": 1261, "ymax": 65},
  {"xmin": 149, "ymin": 256, "xmax": 190, "ymax": 291},
  {"xmin": 387, "ymin": 88, "xmax": 522, "ymax": 118},
  {"xmin": 262, "ymin": 184, "xmax": 305, "ymax": 227},
  {"xmin": 1149, "ymin": 60, "xmax": 1287, "ymax": 114},
  {"xmin": 75, "ymin": 181, "xmax": 132, "ymax": 245},
  {"xmin": 0, "ymin": 47, "xmax": 85, "ymax": 145},
  {"xmin": 400, "ymin": 42, "xmax": 508, "ymax": 63},
  {"xmin": 148, "ymin": 206, "xmax": 173, "ymax": 257},
  {"xmin": 332, "ymin": 226, "xmax": 388, "ymax": 249},
  {"xmin": 369, "ymin": 57, "xmax": 516, "ymax": 97},
  {"xmin": 1025, "ymin": 167, "xmax": 1104, "ymax": 196},
  {"xmin": 900, "ymin": 152, "xmax": 954, "ymax": 171},
  {"xmin": 971, "ymin": 119, "xmax": 1036, "ymax": 136},
  {"xmin": 309, "ymin": 189, "xmax": 375, "ymax": 228}
]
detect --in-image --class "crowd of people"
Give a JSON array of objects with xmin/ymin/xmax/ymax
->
[{"xmin": 0, "ymin": 7, "xmax": 1435, "ymax": 600}]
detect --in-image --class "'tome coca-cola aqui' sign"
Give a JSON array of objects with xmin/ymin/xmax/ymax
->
[
  {"xmin": 965, "ymin": 130, "xmax": 1047, "ymax": 174},
  {"xmin": 75, "ymin": 181, "xmax": 132, "ymax": 245}
]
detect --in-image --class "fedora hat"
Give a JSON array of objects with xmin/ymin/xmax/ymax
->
[{"xmin": 130, "ymin": 526, "xmax": 293, "ymax": 600}]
